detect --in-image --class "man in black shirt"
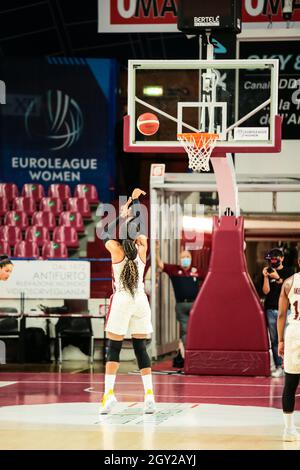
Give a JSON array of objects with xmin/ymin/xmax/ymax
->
[
  {"xmin": 156, "ymin": 242, "xmax": 205, "ymax": 368},
  {"xmin": 263, "ymin": 248, "xmax": 294, "ymax": 378}
]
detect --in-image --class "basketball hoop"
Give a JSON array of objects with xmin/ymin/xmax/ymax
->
[{"xmin": 177, "ymin": 132, "xmax": 219, "ymax": 172}]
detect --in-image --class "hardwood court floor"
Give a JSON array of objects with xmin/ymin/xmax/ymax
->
[{"xmin": 0, "ymin": 365, "xmax": 299, "ymax": 450}]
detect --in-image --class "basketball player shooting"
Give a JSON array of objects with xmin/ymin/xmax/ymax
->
[
  {"xmin": 278, "ymin": 263, "xmax": 300, "ymax": 441},
  {"xmin": 100, "ymin": 188, "xmax": 156, "ymax": 414}
]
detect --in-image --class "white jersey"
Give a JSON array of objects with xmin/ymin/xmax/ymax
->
[
  {"xmin": 288, "ymin": 273, "xmax": 300, "ymax": 323},
  {"xmin": 284, "ymin": 273, "xmax": 300, "ymax": 373},
  {"xmin": 107, "ymin": 249, "xmax": 152, "ymax": 336},
  {"xmin": 112, "ymin": 251, "xmax": 145, "ymax": 294}
]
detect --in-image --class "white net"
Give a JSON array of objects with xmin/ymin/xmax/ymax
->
[{"xmin": 177, "ymin": 133, "xmax": 219, "ymax": 172}]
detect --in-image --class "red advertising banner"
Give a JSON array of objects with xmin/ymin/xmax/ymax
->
[
  {"xmin": 98, "ymin": 0, "xmax": 300, "ymax": 32},
  {"xmin": 242, "ymin": 0, "xmax": 300, "ymax": 23}
]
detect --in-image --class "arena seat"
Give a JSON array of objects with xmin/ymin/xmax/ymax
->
[
  {"xmin": 53, "ymin": 226, "xmax": 79, "ymax": 249},
  {"xmin": 87, "ymin": 232, "xmax": 107, "ymax": 258},
  {"xmin": 0, "ymin": 183, "xmax": 19, "ymax": 202},
  {"xmin": 4, "ymin": 211, "xmax": 29, "ymax": 230},
  {"xmin": 74, "ymin": 184, "xmax": 99, "ymax": 205},
  {"xmin": 12, "ymin": 197, "xmax": 37, "ymax": 216},
  {"xmin": 185, "ymin": 216, "xmax": 270, "ymax": 377},
  {"xmin": 22, "ymin": 183, "xmax": 45, "ymax": 202},
  {"xmin": 14, "ymin": 241, "xmax": 39, "ymax": 258},
  {"xmin": 42, "ymin": 241, "xmax": 68, "ymax": 259},
  {"xmin": 0, "ymin": 226, "xmax": 22, "ymax": 246},
  {"xmin": 0, "ymin": 240, "xmax": 11, "ymax": 256},
  {"xmin": 59, "ymin": 211, "xmax": 85, "ymax": 233},
  {"xmin": 66, "ymin": 197, "xmax": 91, "ymax": 219},
  {"xmin": 48, "ymin": 184, "xmax": 71, "ymax": 203},
  {"xmin": 25, "ymin": 226, "xmax": 50, "ymax": 247},
  {"xmin": 32, "ymin": 211, "xmax": 56, "ymax": 231},
  {"xmin": 39, "ymin": 197, "xmax": 63, "ymax": 216},
  {"xmin": 0, "ymin": 197, "xmax": 9, "ymax": 218}
]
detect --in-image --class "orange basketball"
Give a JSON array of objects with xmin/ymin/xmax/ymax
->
[{"xmin": 137, "ymin": 113, "xmax": 159, "ymax": 136}]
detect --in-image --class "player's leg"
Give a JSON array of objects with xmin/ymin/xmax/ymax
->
[
  {"xmin": 101, "ymin": 292, "xmax": 132, "ymax": 413},
  {"xmin": 100, "ymin": 332, "xmax": 124, "ymax": 414},
  {"xmin": 131, "ymin": 334, "xmax": 156, "ymax": 414},
  {"xmin": 130, "ymin": 292, "xmax": 155, "ymax": 413},
  {"xmin": 282, "ymin": 372, "xmax": 300, "ymax": 441},
  {"xmin": 282, "ymin": 324, "xmax": 300, "ymax": 440}
]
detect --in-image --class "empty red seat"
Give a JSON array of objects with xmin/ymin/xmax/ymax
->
[
  {"xmin": 12, "ymin": 197, "xmax": 36, "ymax": 216},
  {"xmin": 0, "ymin": 183, "xmax": 19, "ymax": 202},
  {"xmin": 66, "ymin": 198, "xmax": 91, "ymax": 218},
  {"xmin": 0, "ymin": 240, "xmax": 10, "ymax": 256},
  {"xmin": 0, "ymin": 197, "xmax": 9, "ymax": 217},
  {"xmin": 48, "ymin": 184, "xmax": 71, "ymax": 203},
  {"xmin": 32, "ymin": 211, "xmax": 56, "ymax": 231},
  {"xmin": 74, "ymin": 184, "xmax": 99, "ymax": 205},
  {"xmin": 42, "ymin": 241, "xmax": 68, "ymax": 259},
  {"xmin": 14, "ymin": 241, "xmax": 39, "ymax": 258},
  {"xmin": 39, "ymin": 197, "xmax": 63, "ymax": 216},
  {"xmin": 22, "ymin": 183, "xmax": 45, "ymax": 202},
  {"xmin": 4, "ymin": 211, "xmax": 29, "ymax": 230},
  {"xmin": 53, "ymin": 226, "xmax": 79, "ymax": 248},
  {"xmin": 59, "ymin": 211, "xmax": 85, "ymax": 233},
  {"xmin": 0, "ymin": 226, "xmax": 22, "ymax": 246},
  {"xmin": 25, "ymin": 226, "xmax": 50, "ymax": 247}
]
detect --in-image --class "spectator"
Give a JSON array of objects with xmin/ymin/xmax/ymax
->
[
  {"xmin": 156, "ymin": 241, "xmax": 205, "ymax": 368},
  {"xmin": 262, "ymin": 248, "xmax": 294, "ymax": 378}
]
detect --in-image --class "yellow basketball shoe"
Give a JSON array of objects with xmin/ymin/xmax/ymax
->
[
  {"xmin": 144, "ymin": 389, "xmax": 156, "ymax": 414},
  {"xmin": 100, "ymin": 389, "xmax": 117, "ymax": 414}
]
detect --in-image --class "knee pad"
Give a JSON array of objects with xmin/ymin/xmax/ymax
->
[
  {"xmin": 132, "ymin": 338, "xmax": 151, "ymax": 370},
  {"xmin": 106, "ymin": 339, "xmax": 123, "ymax": 362}
]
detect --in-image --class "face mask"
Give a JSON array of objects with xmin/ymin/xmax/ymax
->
[
  {"xmin": 181, "ymin": 257, "xmax": 191, "ymax": 268},
  {"xmin": 270, "ymin": 258, "xmax": 281, "ymax": 268}
]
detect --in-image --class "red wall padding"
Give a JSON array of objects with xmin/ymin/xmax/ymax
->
[{"xmin": 185, "ymin": 216, "xmax": 270, "ymax": 376}]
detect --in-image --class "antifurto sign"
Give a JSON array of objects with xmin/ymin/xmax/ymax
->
[{"xmin": 0, "ymin": 260, "xmax": 90, "ymax": 299}]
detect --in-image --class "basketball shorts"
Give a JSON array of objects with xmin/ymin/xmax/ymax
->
[
  {"xmin": 284, "ymin": 322, "xmax": 300, "ymax": 374},
  {"xmin": 105, "ymin": 291, "xmax": 153, "ymax": 336}
]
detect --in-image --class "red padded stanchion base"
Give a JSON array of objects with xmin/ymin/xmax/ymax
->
[
  {"xmin": 185, "ymin": 350, "xmax": 270, "ymax": 376},
  {"xmin": 184, "ymin": 216, "xmax": 270, "ymax": 377}
]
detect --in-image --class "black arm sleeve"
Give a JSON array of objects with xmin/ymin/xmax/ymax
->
[
  {"xmin": 102, "ymin": 215, "xmax": 120, "ymax": 245},
  {"xmin": 131, "ymin": 198, "xmax": 147, "ymax": 237}
]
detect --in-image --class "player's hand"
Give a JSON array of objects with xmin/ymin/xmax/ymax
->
[
  {"xmin": 262, "ymin": 267, "xmax": 269, "ymax": 277},
  {"xmin": 120, "ymin": 197, "xmax": 132, "ymax": 218},
  {"xmin": 278, "ymin": 341, "xmax": 284, "ymax": 358},
  {"xmin": 132, "ymin": 188, "xmax": 146, "ymax": 200}
]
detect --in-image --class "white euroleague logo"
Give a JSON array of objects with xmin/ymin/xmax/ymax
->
[
  {"xmin": 0, "ymin": 340, "xmax": 6, "ymax": 364},
  {"xmin": 0, "ymin": 80, "xmax": 6, "ymax": 104}
]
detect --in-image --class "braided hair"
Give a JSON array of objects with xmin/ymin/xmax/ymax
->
[
  {"xmin": 0, "ymin": 255, "xmax": 12, "ymax": 269},
  {"xmin": 120, "ymin": 240, "xmax": 139, "ymax": 297}
]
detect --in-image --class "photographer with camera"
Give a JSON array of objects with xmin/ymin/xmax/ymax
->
[{"xmin": 263, "ymin": 248, "xmax": 294, "ymax": 378}]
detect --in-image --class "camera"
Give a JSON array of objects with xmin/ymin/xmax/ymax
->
[{"xmin": 267, "ymin": 266, "xmax": 274, "ymax": 274}]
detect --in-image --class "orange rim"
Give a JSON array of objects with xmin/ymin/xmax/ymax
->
[{"xmin": 177, "ymin": 132, "xmax": 219, "ymax": 148}]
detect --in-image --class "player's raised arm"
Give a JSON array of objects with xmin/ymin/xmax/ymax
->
[{"xmin": 131, "ymin": 188, "xmax": 147, "ymax": 248}]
